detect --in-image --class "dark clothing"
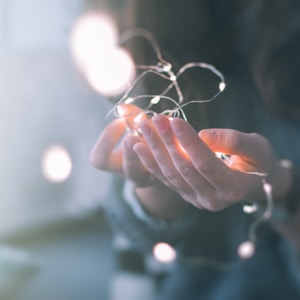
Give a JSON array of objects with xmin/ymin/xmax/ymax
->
[{"xmin": 104, "ymin": 1, "xmax": 300, "ymax": 299}]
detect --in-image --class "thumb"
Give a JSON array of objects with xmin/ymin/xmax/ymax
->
[{"xmin": 199, "ymin": 128, "xmax": 271, "ymax": 161}]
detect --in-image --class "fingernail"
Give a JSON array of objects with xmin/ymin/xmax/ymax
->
[{"xmin": 199, "ymin": 130, "xmax": 218, "ymax": 145}]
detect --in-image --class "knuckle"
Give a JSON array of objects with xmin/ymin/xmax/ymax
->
[
  {"xmin": 195, "ymin": 159, "xmax": 218, "ymax": 179},
  {"xmin": 164, "ymin": 138, "xmax": 177, "ymax": 148},
  {"xmin": 178, "ymin": 165, "xmax": 197, "ymax": 179},
  {"xmin": 163, "ymin": 170, "xmax": 180, "ymax": 182}
]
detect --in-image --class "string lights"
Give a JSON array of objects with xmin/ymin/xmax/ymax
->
[
  {"xmin": 238, "ymin": 180, "xmax": 274, "ymax": 259},
  {"xmin": 111, "ymin": 28, "xmax": 226, "ymax": 132},
  {"xmin": 70, "ymin": 12, "xmax": 275, "ymax": 261}
]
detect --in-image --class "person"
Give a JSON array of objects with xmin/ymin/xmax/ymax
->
[{"xmin": 90, "ymin": 0, "xmax": 300, "ymax": 299}]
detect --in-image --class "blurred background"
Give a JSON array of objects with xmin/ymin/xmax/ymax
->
[{"xmin": 0, "ymin": 0, "xmax": 155, "ymax": 299}]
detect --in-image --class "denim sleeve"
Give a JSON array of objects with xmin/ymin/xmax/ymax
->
[{"xmin": 103, "ymin": 176, "xmax": 200, "ymax": 253}]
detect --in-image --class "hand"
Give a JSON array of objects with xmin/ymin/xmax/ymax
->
[
  {"xmin": 131, "ymin": 114, "xmax": 291, "ymax": 211},
  {"xmin": 89, "ymin": 104, "xmax": 159, "ymax": 187}
]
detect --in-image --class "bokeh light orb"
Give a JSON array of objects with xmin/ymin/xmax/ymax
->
[
  {"xmin": 153, "ymin": 242, "xmax": 177, "ymax": 264},
  {"xmin": 41, "ymin": 145, "xmax": 72, "ymax": 183},
  {"xmin": 238, "ymin": 240, "xmax": 255, "ymax": 259},
  {"xmin": 85, "ymin": 47, "xmax": 135, "ymax": 96},
  {"xmin": 70, "ymin": 12, "xmax": 118, "ymax": 71}
]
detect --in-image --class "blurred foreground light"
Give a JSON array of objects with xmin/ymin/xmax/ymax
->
[
  {"xmin": 85, "ymin": 47, "xmax": 135, "ymax": 96},
  {"xmin": 70, "ymin": 11, "xmax": 135, "ymax": 97},
  {"xmin": 70, "ymin": 12, "xmax": 118, "ymax": 71},
  {"xmin": 41, "ymin": 145, "xmax": 72, "ymax": 183},
  {"xmin": 238, "ymin": 240, "xmax": 255, "ymax": 259},
  {"xmin": 243, "ymin": 203, "xmax": 258, "ymax": 214},
  {"xmin": 153, "ymin": 243, "xmax": 177, "ymax": 264}
]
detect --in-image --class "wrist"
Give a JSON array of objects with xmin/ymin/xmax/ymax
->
[{"xmin": 134, "ymin": 183, "xmax": 192, "ymax": 221}]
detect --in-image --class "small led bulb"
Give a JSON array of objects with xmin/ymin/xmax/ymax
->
[
  {"xmin": 238, "ymin": 240, "xmax": 255, "ymax": 259},
  {"xmin": 219, "ymin": 82, "xmax": 226, "ymax": 92},
  {"xmin": 116, "ymin": 103, "xmax": 146, "ymax": 135},
  {"xmin": 153, "ymin": 242, "xmax": 177, "ymax": 264},
  {"xmin": 170, "ymin": 75, "xmax": 176, "ymax": 81},
  {"xmin": 243, "ymin": 203, "xmax": 258, "ymax": 214},
  {"xmin": 163, "ymin": 64, "xmax": 172, "ymax": 72},
  {"xmin": 151, "ymin": 96, "xmax": 161, "ymax": 105},
  {"xmin": 124, "ymin": 97, "xmax": 134, "ymax": 104}
]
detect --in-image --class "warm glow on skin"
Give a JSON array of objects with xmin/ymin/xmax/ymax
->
[
  {"xmin": 174, "ymin": 137, "xmax": 190, "ymax": 159},
  {"xmin": 117, "ymin": 103, "xmax": 147, "ymax": 135}
]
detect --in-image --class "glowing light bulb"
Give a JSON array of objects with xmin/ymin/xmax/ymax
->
[
  {"xmin": 151, "ymin": 96, "xmax": 160, "ymax": 104},
  {"xmin": 153, "ymin": 243, "xmax": 177, "ymax": 264},
  {"xmin": 280, "ymin": 159, "xmax": 293, "ymax": 169},
  {"xmin": 85, "ymin": 47, "xmax": 135, "ymax": 96},
  {"xmin": 170, "ymin": 75, "xmax": 176, "ymax": 81},
  {"xmin": 243, "ymin": 203, "xmax": 258, "ymax": 214},
  {"xmin": 125, "ymin": 97, "xmax": 134, "ymax": 104},
  {"xmin": 219, "ymin": 82, "xmax": 226, "ymax": 92},
  {"xmin": 133, "ymin": 113, "xmax": 144, "ymax": 124},
  {"xmin": 215, "ymin": 152, "xmax": 225, "ymax": 159},
  {"xmin": 238, "ymin": 240, "xmax": 255, "ymax": 259},
  {"xmin": 41, "ymin": 145, "xmax": 72, "ymax": 183},
  {"xmin": 163, "ymin": 64, "xmax": 171, "ymax": 72},
  {"xmin": 263, "ymin": 182, "xmax": 272, "ymax": 195},
  {"xmin": 70, "ymin": 12, "xmax": 118, "ymax": 71}
]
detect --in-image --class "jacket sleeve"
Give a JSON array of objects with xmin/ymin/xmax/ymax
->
[{"xmin": 103, "ymin": 176, "xmax": 203, "ymax": 254}]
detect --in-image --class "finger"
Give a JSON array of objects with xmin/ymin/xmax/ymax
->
[
  {"xmin": 90, "ymin": 118, "xmax": 126, "ymax": 172},
  {"xmin": 137, "ymin": 119, "xmax": 195, "ymax": 196},
  {"xmin": 116, "ymin": 103, "xmax": 148, "ymax": 134},
  {"xmin": 123, "ymin": 135, "xmax": 151, "ymax": 186},
  {"xmin": 152, "ymin": 115, "xmax": 216, "ymax": 198},
  {"xmin": 199, "ymin": 129, "xmax": 272, "ymax": 172},
  {"xmin": 199, "ymin": 128, "xmax": 270, "ymax": 201},
  {"xmin": 170, "ymin": 118, "xmax": 229, "ymax": 178},
  {"xmin": 134, "ymin": 141, "xmax": 201, "ymax": 206},
  {"xmin": 170, "ymin": 118, "xmax": 256, "ymax": 202},
  {"xmin": 133, "ymin": 141, "xmax": 166, "ymax": 184},
  {"xmin": 199, "ymin": 129, "xmax": 270, "ymax": 158}
]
